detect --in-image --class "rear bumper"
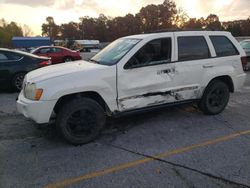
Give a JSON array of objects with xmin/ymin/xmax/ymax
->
[{"xmin": 16, "ymin": 91, "xmax": 57, "ymax": 124}]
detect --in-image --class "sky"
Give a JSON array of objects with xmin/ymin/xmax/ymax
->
[{"xmin": 0, "ymin": 0, "xmax": 249, "ymax": 36}]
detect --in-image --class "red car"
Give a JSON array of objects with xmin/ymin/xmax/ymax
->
[{"xmin": 31, "ymin": 46, "xmax": 82, "ymax": 64}]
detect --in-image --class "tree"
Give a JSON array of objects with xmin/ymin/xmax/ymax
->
[
  {"xmin": 225, "ymin": 23, "xmax": 242, "ymax": 36},
  {"xmin": 159, "ymin": 0, "xmax": 178, "ymax": 29},
  {"xmin": 60, "ymin": 22, "xmax": 81, "ymax": 40},
  {"xmin": 41, "ymin": 16, "xmax": 59, "ymax": 40},
  {"xmin": 79, "ymin": 16, "xmax": 98, "ymax": 40},
  {"xmin": 205, "ymin": 14, "xmax": 223, "ymax": 30},
  {"xmin": 183, "ymin": 18, "xmax": 205, "ymax": 30},
  {"xmin": 241, "ymin": 18, "xmax": 250, "ymax": 36},
  {"xmin": 22, "ymin": 24, "xmax": 33, "ymax": 37},
  {"xmin": 5, "ymin": 22, "xmax": 23, "ymax": 36},
  {"xmin": 0, "ymin": 19, "xmax": 24, "ymax": 47},
  {"xmin": 39, "ymin": 1, "xmax": 250, "ymax": 42},
  {"xmin": 137, "ymin": 0, "xmax": 177, "ymax": 33}
]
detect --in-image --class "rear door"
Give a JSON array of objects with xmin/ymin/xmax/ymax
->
[
  {"xmin": 173, "ymin": 32, "xmax": 214, "ymax": 100},
  {"xmin": 50, "ymin": 47, "xmax": 63, "ymax": 63}
]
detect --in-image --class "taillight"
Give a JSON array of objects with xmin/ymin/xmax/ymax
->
[
  {"xmin": 241, "ymin": 56, "xmax": 248, "ymax": 70},
  {"xmin": 39, "ymin": 60, "xmax": 52, "ymax": 67}
]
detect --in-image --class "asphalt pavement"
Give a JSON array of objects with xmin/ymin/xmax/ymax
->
[{"xmin": 0, "ymin": 72, "xmax": 250, "ymax": 188}]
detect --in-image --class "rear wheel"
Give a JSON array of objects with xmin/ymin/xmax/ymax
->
[
  {"xmin": 198, "ymin": 80, "xmax": 230, "ymax": 115},
  {"xmin": 12, "ymin": 73, "xmax": 25, "ymax": 91},
  {"xmin": 56, "ymin": 98, "xmax": 106, "ymax": 145}
]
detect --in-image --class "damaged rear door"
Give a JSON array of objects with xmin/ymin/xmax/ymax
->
[{"xmin": 117, "ymin": 34, "xmax": 180, "ymax": 111}]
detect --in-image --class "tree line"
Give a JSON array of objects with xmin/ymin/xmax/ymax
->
[
  {"xmin": 0, "ymin": 19, "xmax": 33, "ymax": 47},
  {"xmin": 41, "ymin": 0, "xmax": 250, "ymax": 42}
]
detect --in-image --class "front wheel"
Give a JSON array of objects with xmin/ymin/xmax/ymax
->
[
  {"xmin": 56, "ymin": 98, "xmax": 106, "ymax": 145},
  {"xmin": 12, "ymin": 72, "xmax": 26, "ymax": 91},
  {"xmin": 198, "ymin": 80, "xmax": 230, "ymax": 115}
]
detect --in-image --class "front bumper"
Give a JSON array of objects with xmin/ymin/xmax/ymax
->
[{"xmin": 16, "ymin": 91, "xmax": 57, "ymax": 124}]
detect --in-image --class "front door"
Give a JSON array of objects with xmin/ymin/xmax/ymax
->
[{"xmin": 117, "ymin": 35, "xmax": 180, "ymax": 111}]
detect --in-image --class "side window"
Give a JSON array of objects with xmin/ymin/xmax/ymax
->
[
  {"xmin": 39, "ymin": 48, "xmax": 51, "ymax": 54},
  {"xmin": 55, "ymin": 48, "xmax": 62, "ymax": 53},
  {"xmin": 51, "ymin": 48, "xmax": 62, "ymax": 53},
  {"xmin": 125, "ymin": 38, "xmax": 171, "ymax": 69},
  {"xmin": 0, "ymin": 52, "xmax": 8, "ymax": 61},
  {"xmin": 210, "ymin": 36, "xmax": 239, "ymax": 57},
  {"xmin": 6, "ymin": 52, "xmax": 22, "ymax": 61},
  {"xmin": 178, "ymin": 36, "xmax": 210, "ymax": 61}
]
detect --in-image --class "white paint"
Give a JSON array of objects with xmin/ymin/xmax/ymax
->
[{"xmin": 17, "ymin": 31, "xmax": 247, "ymax": 123}]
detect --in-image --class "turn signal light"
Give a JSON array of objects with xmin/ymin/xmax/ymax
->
[{"xmin": 35, "ymin": 89, "xmax": 43, "ymax": 101}]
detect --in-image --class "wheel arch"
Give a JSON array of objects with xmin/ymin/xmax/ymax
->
[
  {"xmin": 204, "ymin": 75, "xmax": 234, "ymax": 95},
  {"xmin": 63, "ymin": 56, "xmax": 73, "ymax": 61},
  {"xmin": 11, "ymin": 71, "xmax": 27, "ymax": 89},
  {"xmin": 53, "ymin": 91, "xmax": 112, "ymax": 115}
]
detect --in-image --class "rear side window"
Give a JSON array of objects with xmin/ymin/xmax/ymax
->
[
  {"xmin": 39, "ymin": 48, "xmax": 51, "ymax": 54},
  {"xmin": 178, "ymin": 36, "xmax": 210, "ymax": 61},
  {"xmin": 51, "ymin": 48, "xmax": 62, "ymax": 53},
  {"xmin": 210, "ymin": 36, "xmax": 239, "ymax": 57}
]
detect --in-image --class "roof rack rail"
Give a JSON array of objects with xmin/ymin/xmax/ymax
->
[{"xmin": 144, "ymin": 28, "xmax": 217, "ymax": 34}]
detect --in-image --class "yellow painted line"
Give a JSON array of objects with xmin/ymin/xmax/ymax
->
[{"xmin": 45, "ymin": 129, "xmax": 250, "ymax": 188}]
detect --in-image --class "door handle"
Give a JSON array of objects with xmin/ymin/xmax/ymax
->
[
  {"xmin": 162, "ymin": 69, "xmax": 172, "ymax": 74},
  {"xmin": 203, "ymin": 65, "xmax": 214, "ymax": 68},
  {"xmin": 157, "ymin": 68, "xmax": 175, "ymax": 75}
]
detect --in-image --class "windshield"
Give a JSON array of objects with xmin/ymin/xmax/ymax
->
[
  {"xmin": 240, "ymin": 41, "xmax": 250, "ymax": 49},
  {"xmin": 90, "ymin": 38, "xmax": 140, "ymax": 65}
]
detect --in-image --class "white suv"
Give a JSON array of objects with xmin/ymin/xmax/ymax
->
[{"xmin": 17, "ymin": 31, "xmax": 247, "ymax": 144}]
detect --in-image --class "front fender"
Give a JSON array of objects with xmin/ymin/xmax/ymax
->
[{"xmin": 37, "ymin": 68, "xmax": 118, "ymax": 112}]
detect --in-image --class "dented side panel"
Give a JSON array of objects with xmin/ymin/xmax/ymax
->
[{"xmin": 118, "ymin": 85, "xmax": 201, "ymax": 111}]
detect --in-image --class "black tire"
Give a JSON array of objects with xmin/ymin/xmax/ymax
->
[
  {"xmin": 12, "ymin": 72, "xmax": 26, "ymax": 91},
  {"xmin": 198, "ymin": 80, "xmax": 230, "ymax": 115},
  {"xmin": 64, "ymin": 57, "xmax": 73, "ymax": 62},
  {"xmin": 56, "ymin": 98, "xmax": 106, "ymax": 145}
]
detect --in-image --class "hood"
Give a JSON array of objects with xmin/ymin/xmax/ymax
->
[{"xmin": 26, "ymin": 60, "xmax": 106, "ymax": 83}]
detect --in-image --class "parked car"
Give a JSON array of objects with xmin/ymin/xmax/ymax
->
[
  {"xmin": 240, "ymin": 40, "xmax": 250, "ymax": 71},
  {"xmin": 80, "ymin": 47, "xmax": 100, "ymax": 60},
  {"xmin": 31, "ymin": 46, "xmax": 82, "ymax": 64},
  {"xmin": 17, "ymin": 31, "xmax": 247, "ymax": 145},
  {"xmin": 0, "ymin": 48, "xmax": 51, "ymax": 91}
]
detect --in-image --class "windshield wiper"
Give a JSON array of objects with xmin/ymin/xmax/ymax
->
[{"xmin": 89, "ymin": 59, "xmax": 100, "ymax": 64}]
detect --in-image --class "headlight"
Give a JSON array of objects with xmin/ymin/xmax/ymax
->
[{"xmin": 24, "ymin": 83, "xmax": 43, "ymax": 101}]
